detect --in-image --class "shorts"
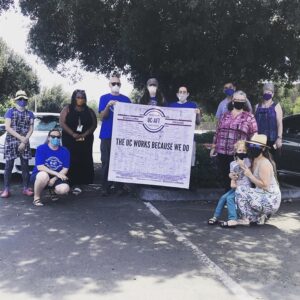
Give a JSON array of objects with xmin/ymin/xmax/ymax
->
[{"xmin": 30, "ymin": 172, "xmax": 69, "ymax": 188}]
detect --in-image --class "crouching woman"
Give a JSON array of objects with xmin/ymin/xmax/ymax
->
[{"xmin": 30, "ymin": 129, "xmax": 70, "ymax": 206}]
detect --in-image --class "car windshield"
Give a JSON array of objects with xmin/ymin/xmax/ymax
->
[{"xmin": 34, "ymin": 116, "xmax": 60, "ymax": 131}]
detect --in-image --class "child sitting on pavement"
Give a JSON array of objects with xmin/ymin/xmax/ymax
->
[{"xmin": 208, "ymin": 140, "xmax": 252, "ymax": 228}]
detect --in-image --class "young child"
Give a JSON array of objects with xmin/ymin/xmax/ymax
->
[
  {"xmin": 1, "ymin": 91, "xmax": 34, "ymax": 198},
  {"xmin": 208, "ymin": 140, "xmax": 252, "ymax": 228}
]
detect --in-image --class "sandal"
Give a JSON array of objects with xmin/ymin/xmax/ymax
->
[
  {"xmin": 33, "ymin": 198, "xmax": 44, "ymax": 206},
  {"xmin": 219, "ymin": 220, "xmax": 237, "ymax": 228},
  {"xmin": 208, "ymin": 216, "xmax": 218, "ymax": 225}
]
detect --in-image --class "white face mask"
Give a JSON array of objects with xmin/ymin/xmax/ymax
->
[
  {"xmin": 111, "ymin": 85, "xmax": 120, "ymax": 93},
  {"xmin": 148, "ymin": 86, "xmax": 157, "ymax": 95},
  {"xmin": 177, "ymin": 94, "xmax": 188, "ymax": 103}
]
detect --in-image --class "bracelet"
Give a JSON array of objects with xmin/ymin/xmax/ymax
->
[{"xmin": 277, "ymin": 136, "xmax": 282, "ymax": 140}]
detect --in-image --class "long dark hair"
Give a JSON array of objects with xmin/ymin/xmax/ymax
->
[
  {"xmin": 139, "ymin": 88, "xmax": 166, "ymax": 106},
  {"xmin": 70, "ymin": 89, "xmax": 88, "ymax": 111},
  {"xmin": 262, "ymin": 147, "xmax": 279, "ymax": 184}
]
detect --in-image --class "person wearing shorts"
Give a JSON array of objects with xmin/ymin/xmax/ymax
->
[{"xmin": 30, "ymin": 129, "xmax": 70, "ymax": 206}]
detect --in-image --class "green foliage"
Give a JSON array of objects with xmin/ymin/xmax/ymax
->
[
  {"xmin": 293, "ymin": 97, "xmax": 300, "ymax": 114},
  {"xmin": 0, "ymin": 98, "xmax": 14, "ymax": 116},
  {"xmin": 18, "ymin": 0, "xmax": 300, "ymax": 111},
  {"xmin": 28, "ymin": 85, "xmax": 70, "ymax": 113},
  {"xmin": 0, "ymin": 38, "xmax": 40, "ymax": 103}
]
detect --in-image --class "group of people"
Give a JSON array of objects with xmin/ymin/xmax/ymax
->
[
  {"xmin": 209, "ymin": 82, "xmax": 282, "ymax": 226},
  {"xmin": 0, "ymin": 75, "xmax": 201, "ymax": 204},
  {"xmin": 0, "ymin": 77, "xmax": 283, "ymax": 224}
]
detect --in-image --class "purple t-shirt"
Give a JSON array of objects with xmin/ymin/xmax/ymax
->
[{"xmin": 5, "ymin": 108, "xmax": 34, "ymax": 120}]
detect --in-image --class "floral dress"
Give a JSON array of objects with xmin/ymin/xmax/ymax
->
[
  {"xmin": 4, "ymin": 108, "xmax": 34, "ymax": 160},
  {"xmin": 235, "ymin": 160, "xmax": 281, "ymax": 222}
]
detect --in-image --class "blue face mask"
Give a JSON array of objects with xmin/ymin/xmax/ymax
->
[
  {"xmin": 17, "ymin": 99, "xmax": 27, "ymax": 107},
  {"xmin": 224, "ymin": 88, "xmax": 235, "ymax": 96},
  {"xmin": 50, "ymin": 137, "xmax": 60, "ymax": 147},
  {"xmin": 263, "ymin": 93, "xmax": 272, "ymax": 101}
]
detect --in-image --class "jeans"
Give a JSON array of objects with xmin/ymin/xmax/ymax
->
[{"xmin": 213, "ymin": 189, "xmax": 237, "ymax": 220}]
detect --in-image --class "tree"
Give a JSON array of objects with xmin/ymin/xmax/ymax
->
[
  {"xmin": 0, "ymin": 38, "xmax": 40, "ymax": 103},
  {"xmin": 0, "ymin": 0, "xmax": 13, "ymax": 14},
  {"xmin": 14, "ymin": 0, "xmax": 300, "ymax": 111},
  {"xmin": 28, "ymin": 85, "xmax": 70, "ymax": 113}
]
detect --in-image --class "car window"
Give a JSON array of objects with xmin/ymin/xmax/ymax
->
[
  {"xmin": 283, "ymin": 116, "xmax": 300, "ymax": 136},
  {"xmin": 34, "ymin": 116, "xmax": 60, "ymax": 131}
]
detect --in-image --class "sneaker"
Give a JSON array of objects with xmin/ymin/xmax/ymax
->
[
  {"xmin": 0, "ymin": 189, "xmax": 10, "ymax": 198},
  {"xmin": 23, "ymin": 188, "xmax": 34, "ymax": 197}
]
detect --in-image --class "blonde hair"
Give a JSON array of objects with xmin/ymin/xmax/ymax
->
[{"xmin": 234, "ymin": 140, "xmax": 246, "ymax": 153}]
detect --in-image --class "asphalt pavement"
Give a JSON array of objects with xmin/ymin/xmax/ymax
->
[{"xmin": 0, "ymin": 180, "xmax": 300, "ymax": 300}]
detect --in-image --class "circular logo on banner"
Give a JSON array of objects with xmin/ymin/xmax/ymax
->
[{"xmin": 142, "ymin": 108, "xmax": 166, "ymax": 133}]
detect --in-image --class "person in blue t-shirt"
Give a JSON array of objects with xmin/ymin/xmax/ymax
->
[
  {"xmin": 98, "ymin": 74, "xmax": 131, "ymax": 196},
  {"xmin": 30, "ymin": 129, "xmax": 70, "ymax": 206},
  {"xmin": 169, "ymin": 86, "xmax": 201, "ymax": 125}
]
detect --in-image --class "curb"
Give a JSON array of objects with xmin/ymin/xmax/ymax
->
[{"xmin": 137, "ymin": 187, "xmax": 300, "ymax": 202}]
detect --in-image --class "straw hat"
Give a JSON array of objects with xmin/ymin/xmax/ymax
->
[
  {"xmin": 246, "ymin": 133, "xmax": 268, "ymax": 147},
  {"xmin": 14, "ymin": 90, "xmax": 28, "ymax": 100}
]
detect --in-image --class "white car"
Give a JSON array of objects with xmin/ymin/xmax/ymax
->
[{"xmin": 0, "ymin": 113, "xmax": 60, "ymax": 174}]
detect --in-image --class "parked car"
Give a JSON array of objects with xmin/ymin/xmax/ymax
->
[
  {"xmin": 0, "ymin": 113, "xmax": 60, "ymax": 174},
  {"xmin": 277, "ymin": 114, "xmax": 300, "ymax": 176}
]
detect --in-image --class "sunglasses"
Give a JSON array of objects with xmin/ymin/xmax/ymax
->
[
  {"xmin": 50, "ymin": 135, "xmax": 61, "ymax": 139},
  {"xmin": 111, "ymin": 82, "xmax": 121, "ymax": 86},
  {"xmin": 248, "ymin": 143, "xmax": 263, "ymax": 149}
]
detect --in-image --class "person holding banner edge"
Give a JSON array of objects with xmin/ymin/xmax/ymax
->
[
  {"xmin": 169, "ymin": 86, "xmax": 201, "ymax": 168},
  {"xmin": 98, "ymin": 74, "xmax": 131, "ymax": 196}
]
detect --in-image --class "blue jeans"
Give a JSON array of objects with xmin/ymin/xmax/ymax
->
[{"xmin": 213, "ymin": 189, "xmax": 237, "ymax": 220}]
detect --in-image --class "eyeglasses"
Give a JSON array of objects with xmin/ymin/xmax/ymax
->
[
  {"xmin": 111, "ymin": 82, "xmax": 121, "ymax": 86},
  {"xmin": 50, "ymin": 135, "xmax": 61, "ymax": 139},
  {"xmin": 248, "ymin": 143, "xmax": 263, "ymax": 149}
]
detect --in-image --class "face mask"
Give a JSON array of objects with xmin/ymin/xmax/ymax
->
[
  {"xmin": 111, "ymin": 85, "xmax": 120, "ymax": 93},
  {"xmin": 17, "ymin": 99, "xmax": 27, "ymax": 108},
  {"xmin": 233, "ymin": 101, "xmax": 244, "ymax": 110},
  {"xmin": 50, "ymin": 137, "xmax": 60, "ymax": 147},
  {"xmin": 224, "ymin": 88, "xmax": 235, "ymax": 96},
  {"xmin": 247, "ymin": 148, "xmax": 262, "ymax": 159},
  {"xmin": 148, "ymin": 86, "xmax": 157, "ymax": 95},
  {"xmin": 236, "ymin": 153, "xmax": 247, "ymax": 160},
  {"xmin": 177, "ymin": 94, "xmax": 188, "ymax": 103},
  {"xmin": 263, "ymin": 93, "xmax": 272, "ymax": 101}
]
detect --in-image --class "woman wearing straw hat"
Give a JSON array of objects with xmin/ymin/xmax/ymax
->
[
  {"xmin": 235, "ymin": 133, "xmax": 281, "ymax": 225},
  {"xmin": 0, "ymin": 90, "xmax": 34, "ymax": 198}
]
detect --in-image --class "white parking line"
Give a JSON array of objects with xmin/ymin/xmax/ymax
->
[{"xmin": 144, "ymin": 202, "xmax": 254, "ymax": 300}]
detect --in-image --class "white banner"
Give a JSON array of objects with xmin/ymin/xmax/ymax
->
[{"xmin": 108, "ymin": 102, "xmax": 196, "ymax": 189}]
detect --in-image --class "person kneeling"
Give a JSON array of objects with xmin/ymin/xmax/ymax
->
[{"xmin": 30, "ymin": 129, "xmax": 70, "ymax": 206}]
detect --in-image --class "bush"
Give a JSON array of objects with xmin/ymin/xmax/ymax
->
[{"xmin": 190, "ymin": 131, "xmax": 222, "ymax": 188}]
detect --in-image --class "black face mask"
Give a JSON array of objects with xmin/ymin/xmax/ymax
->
[
  {"xmin": 247, "ymin": 148, "xmax": 263, "ymax": 159},
  {"xmin": 233, "ymin": 101, "xmax": 245, "ymax": 110},
  {"xmin": 235, "ymin": 153, "xmax": 248, "ymax": 160}
]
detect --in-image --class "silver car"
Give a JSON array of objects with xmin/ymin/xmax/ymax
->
[{"xmin": 0, "ymin": 113, "xmax": 60, "ymax": 174}]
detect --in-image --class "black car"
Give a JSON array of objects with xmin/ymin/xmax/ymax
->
[{"xmin": 278, "ymin": 114, "xmax": 300, "ymax": 176}]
